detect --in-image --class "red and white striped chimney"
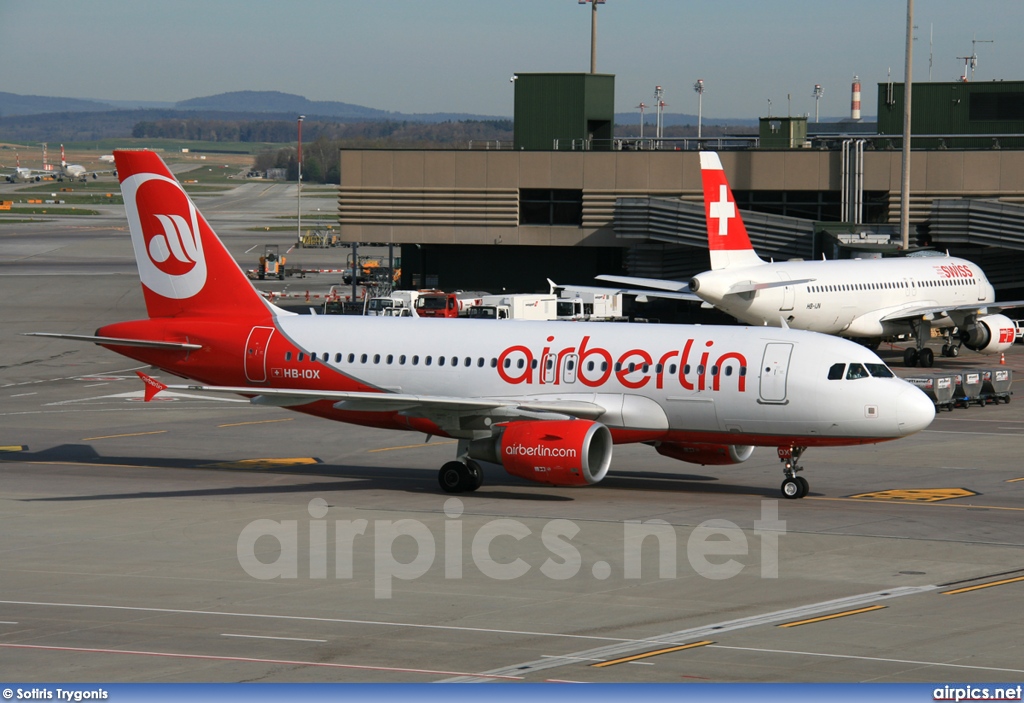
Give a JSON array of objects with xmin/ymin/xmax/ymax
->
[{"xmin": 851, "ymin": 76, "xmax": 862, "ymax": 120}]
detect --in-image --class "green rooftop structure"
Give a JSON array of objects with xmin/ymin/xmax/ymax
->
[{"xmin": 512, "ymin": 73, "xmax": 615, "ymax": 151}]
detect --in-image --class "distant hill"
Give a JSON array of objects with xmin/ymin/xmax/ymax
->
[{"xmin": 0, "ymin": 91, "xmax": 116, "ymax": 117}]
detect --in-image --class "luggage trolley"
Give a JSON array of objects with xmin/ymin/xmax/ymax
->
[
  {"xmin": 953, "ymin": 370, "xmax": 986, "ymax": 408},
  {"xmin": 980, "ymin": 368, "xmax": 1013, "ymax": 404},
  {"xmin": 905, "ymin": 373, "xmax": 956, "ymax": 412}
]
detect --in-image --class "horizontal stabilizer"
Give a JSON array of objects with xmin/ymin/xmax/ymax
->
[{"xmin": 24, "ymin": 332, "xmax": 202, "ymax": 350}]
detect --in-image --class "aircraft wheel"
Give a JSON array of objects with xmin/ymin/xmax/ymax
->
[
  {"xmin": 464, "ymin": 460, "xmax": 484, "ymax": 492},
  {"xmin": 795, "ymin": 476, "xmax": 809, "ymax": 498},
  {"xmin": 781, "ymin": 478, "xmax": 803, "ymax": 499},
  {"xmin": 920, "ymin": 348, "xmax": 934, "ymax": 368},
  {"xmin": 903, "ymin": 348, "xmax": 918, "ymax": 367},
  {"xmin": 949, "ymin": 345, "xmax": 959, "ymax": 357},
  {"xmin": 941, "ymin": 344, "xmax": 950, "ymax": 357},
  {"xmin": 438, "ymin": 461, "xmax": 469, "ymax": 493}
]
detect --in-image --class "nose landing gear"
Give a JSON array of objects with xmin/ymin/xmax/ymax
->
[{"xmin": 778, "ymin": 445, "xmax": 809, "ymax": 499}]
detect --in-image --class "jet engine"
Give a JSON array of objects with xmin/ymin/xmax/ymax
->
[
  {"xmin": 469, "ymin": 419, "xmax": 612, "ymax": 487},
  {"xmin": 959, "ymin": 314, "xmax": 1016, "ymax": 354},
  {"xmin": 655, "ymin": 442, "xmax": 755, "ymax": 466}
]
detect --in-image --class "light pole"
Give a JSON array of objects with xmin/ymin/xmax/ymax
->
[
  {"xmin": 297, "ymin": 115, "xmax": 304, "ymax": 245},
  {"xmin": 636, "ymin": 102, "xmax": 646, "ymax": 140},
  {"xmin": 693, "ymin": 79, "xmax": 705, "ymax": 139},
  {"xmin": 812, "ymin": 84, "xmax": 823, "ymax": 123},
  {"xmin": 578, "ymin": 0, "xmax": 605, "ymax": 74}
]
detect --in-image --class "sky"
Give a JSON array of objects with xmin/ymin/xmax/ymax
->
[{"xmin": 2, "ymin": 0, "xmax": 1023, "ymax": 120}]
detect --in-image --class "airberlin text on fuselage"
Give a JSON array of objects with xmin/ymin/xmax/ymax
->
[{"xmin": 496, "ymin": 334, "xmax": 748, "ymax": 392}]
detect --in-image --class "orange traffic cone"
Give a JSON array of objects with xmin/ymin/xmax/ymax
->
[{"xmin": 1000, "ymin": 352, "xmax": 1006, "ymax": 365}]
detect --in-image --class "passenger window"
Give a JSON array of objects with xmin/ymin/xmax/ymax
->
[
  {"xmin": 425, "ymin": 356, "xmax": 433, "ymax": 366},
  {"xmin": 438, "ymin": 356, "xmax": 446, "ymax": 367},
  {"xmin": 335, "ymin": 353, "xmax": 342, "ymax": 363},
  {"xmin": 669, "ymin": 364, "xmax": 677, "ymax": 374},
  {"xmin": 477, "ymin": 358, "xmax": 484, "ymax": 368},
  {"xmin": 360, "ymin": 354, "xmax": 368, "ymax": 364},
  {"xmin": 828, "ymin": 363, "xmax": 845, "ymax": 380},
  {"xmin": 399, "ymin": 355, "xmax": 406, "ymax": 365},
  {"xmin": 386, "ymin": 354, "xmax": 393, "ymax": 364},
  {"xmin": 373, "ymin": 354, "xmax": 381, "ymax": 364},
  {"xmin": 285, "ymin": 351, "xmax": 292, "ymax": 361},
  {"xmin": 465, "ymin": 357, "xmax": 472, "ymax": 367},
  {"xmin": 412, "ymin": 355, "xmax": 419, "ymax": 365},
  {"xmin": 298, "ymin": 353, "xmax": 305, "ymax": 362},
  {"xmin": 310, "ymin": 352, "xmax": 317, "ymax": 361},
  {"xmin": 846, "ymin": 363, "xmax": 868, "ymax": 380},
  {"xmin": 490, "ymin": 358, "xmax": 497, "ymax": 368}
]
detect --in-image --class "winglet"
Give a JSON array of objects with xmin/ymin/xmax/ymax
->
[{"xmin": 136, "ymin": 371, "xmax": 168, "ymax": 402}]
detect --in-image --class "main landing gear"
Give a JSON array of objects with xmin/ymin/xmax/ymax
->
[
  {"xmin": 903, "ymin": 320, "xmax": 936, "ymax": 368},
  {"xmin": 438, "ymin": 438, "xmax": 485, "ymax": 493},
  {"xmin": 778, "ymin": 446, "xmax": 809, "ymax": 499}
]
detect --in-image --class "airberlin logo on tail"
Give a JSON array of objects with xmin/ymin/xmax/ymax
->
[{"xmin": 121, "ymin": 172, "xmax": 207, "ymax": 299}]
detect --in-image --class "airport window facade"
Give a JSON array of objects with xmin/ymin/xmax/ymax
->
[
  {"xmin": 519, "ymin": 189, "xmax": 584, "ymax": 226},
  {"xmin": 731, "ymin": 190, "xmax": 889, "ymax": 224}
]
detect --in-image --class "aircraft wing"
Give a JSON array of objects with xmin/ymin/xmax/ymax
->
[
  {"xmin": 584, "ymin": 275, "xmax": 701, "ymax": 301},
  {"xmin": 141, "ymin": 374, "xmax": 607, "ymax": 426},
  {"xmin": 725, "ymin": 278, "xmax": 816, "ymax": 295},
  {"xmin": 879, "ymin": 300, "xmax": 1024, "ymax": 323}
]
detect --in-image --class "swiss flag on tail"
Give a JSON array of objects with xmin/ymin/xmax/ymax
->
[
  {"xmin": 114, "ymin": 150, "xmax": 271, "ymax": 320},
  {"xmin": 699, "ymin": 152, "xmax": 764, "ymax": 270}
]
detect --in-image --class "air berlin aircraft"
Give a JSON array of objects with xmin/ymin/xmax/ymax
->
[
  {"xmin": 600, "ymin": 152, "xmax": 1023, "ymax": 369},
  {"xmin": 31, "ymin": 150, "xmax": 936, "ymax": 499}
]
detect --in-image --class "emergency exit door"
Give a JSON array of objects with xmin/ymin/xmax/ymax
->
[{"xmin": 758, "ymin": 342, "xmax": 793, "ymax": 404}]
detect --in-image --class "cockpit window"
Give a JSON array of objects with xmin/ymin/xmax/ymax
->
[
  {"xmin": 846, "ymin": 363, "xmax": 868, "ymax": 380},
  {"xmin": 827, "ymin": 363, "xmax": 845, "ymax": 380},
  {"xmin": 865, "ymin": 363, "xmax": 894, "ymax": 378}
]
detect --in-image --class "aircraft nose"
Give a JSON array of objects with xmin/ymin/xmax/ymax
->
[{"xmin": 896, "ymin": 385, "xmax": 936, "ymax": 436}]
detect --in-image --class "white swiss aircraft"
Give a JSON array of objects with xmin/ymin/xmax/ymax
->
[
  {"xmin": 599, "ymin": 151, "xmax": 1023, "ymax": 368},
  {"xmin": 28, "ymin": 150, "xmax": 935, "ymax": 499},
  {"xmin": 57, "ymin": 144, "xmax": 114, "ymax": 181},
  {"xmin": 2, "ymin": 151, "xmax": 55, "ymax": 183}
]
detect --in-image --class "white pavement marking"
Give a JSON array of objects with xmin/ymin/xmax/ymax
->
[
  {"xmin": 222, "ymin": 633, "xmax": 327, "ymax": 643},
  {"xmin": 0, "ymin": 600, "xmax": 653, "ymax": 645},
  {"xmin": 440, "ymin": 585, "xmax": 939, "ymax": 682}
]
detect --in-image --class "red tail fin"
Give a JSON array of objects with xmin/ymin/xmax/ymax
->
[
  {"xmin": 699, "ymin": 152, "xmax": 763, "ymax": 270},
  {"xmin": 114, "ymin": 150, "xmax": 270, "ymax": 320}
]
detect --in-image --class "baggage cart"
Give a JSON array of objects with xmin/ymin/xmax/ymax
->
[
  {"xmin": 979, "ymin": 368, "xmax": 1012, "ymax": 404},
  {"xmin": 953, "ymin": 370, "xmax": 985, "ymax": 408}
]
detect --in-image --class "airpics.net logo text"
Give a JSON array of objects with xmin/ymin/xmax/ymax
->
[{"xmin": 237, "ymin": 498, "xmax": 786, "ymax": 599}]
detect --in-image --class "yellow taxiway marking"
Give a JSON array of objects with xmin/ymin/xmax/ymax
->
[
  {"xmin": 0, "ymin": 445, "xmax": 27, "ymax": 452},
  {"xmin": 942, "ymin": 575, "xmax": 1024, "ymax": 596},
  {"xmin": 777, "ymin": 605, "xmax": 887, "ymax": 628},
  {"xmin": 202, "ymin": 458, "xmax": 321, "ymax": 470},
  {"xmin": 369, "ymin": 440, "xmax": 458, "ymax": 453},
  {"xmin": 591, "ymin": 640, "xmax": 713, "ymax": 668},
  {"xmin": 847, "ymin": 488, "xmax": 977, "ymax": 503},
  {"xmin": 810, "ymin": 496, "xmax": 1024, "ymax": 513},
  {"xmin": 218, "ymin": 418, "xmax": 294, "ymax": 428},
  {"xmin": 1007, "ymin": 477, "xmax": 1024, "ymax": 483},
  {"xmin": 82, "ymin": 430, "xmax": 168, "ymax": 441}
]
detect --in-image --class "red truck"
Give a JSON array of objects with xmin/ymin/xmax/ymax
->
[{"xmin": 415, "ymin": 290, "xmax": 488, "ymax": 318}]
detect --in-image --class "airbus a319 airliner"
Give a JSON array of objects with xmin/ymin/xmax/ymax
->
[
  {"xmin": 600, "ymin": 152, "xmax": 1023, "ymax": 368},
  {"xmin": 30, "ymin": 151, "xmax": 935, "ymax": 499}
]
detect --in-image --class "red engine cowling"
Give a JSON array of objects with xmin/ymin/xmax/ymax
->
[
  {"xmin": 655, "ymin": 442, "xmax": 755, "ymax": 466},
  {"xmin": 960, "ymin": 314, "xmax": 1017, "ymax": 354},
  {"xmin": 470, "ymin": 420, "xmax": 612, "ymax": 487}
]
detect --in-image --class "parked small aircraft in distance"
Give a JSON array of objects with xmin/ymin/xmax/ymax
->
[
  {"xmin": 28, "ymin": 150, "xmax": 935, "ymax": 499},
  {"xmin": 599, "ymin": 151, "xmax": 1024, "ymax": 368}
]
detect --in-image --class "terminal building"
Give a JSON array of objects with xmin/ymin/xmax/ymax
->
[{"xmin": 335, "ymin": 74, "xmax": 1024, "ymax": 300}]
